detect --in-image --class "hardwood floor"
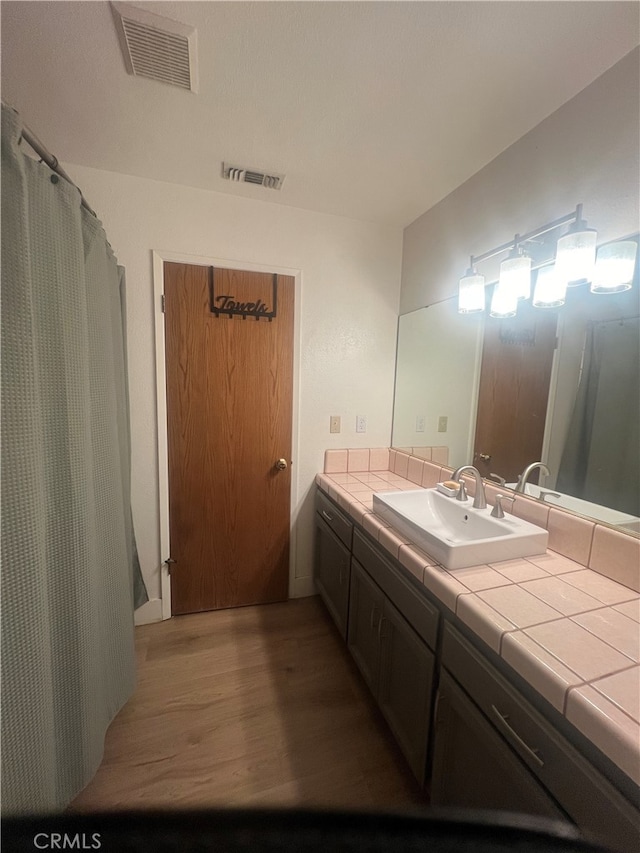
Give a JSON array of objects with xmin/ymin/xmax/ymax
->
[{"xmin": 70, "ymin": 596, "xmax": 427, "ymax": 812}]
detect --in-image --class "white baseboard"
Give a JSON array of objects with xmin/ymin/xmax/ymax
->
[
  {"xmin": 291, "ymin": 575, "xmax": 316, "ymax": 598},
  {"xmin": 134, "ymin": 597, "xmax": 163, "ymax": 625}
]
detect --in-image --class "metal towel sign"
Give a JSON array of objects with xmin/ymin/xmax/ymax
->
[{"xmin": 210, "ymin": 268, "xmax": 278, "ymax": 321}]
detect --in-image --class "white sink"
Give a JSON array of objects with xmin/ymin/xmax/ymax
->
[{"xmin": 372, "ymin": 488, "xmax": 548, "ymax": 570}]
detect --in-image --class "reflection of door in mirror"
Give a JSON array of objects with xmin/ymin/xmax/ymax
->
[{"xmin": 473, "ymin": 298, "xmax": 558, "ymax": 483}]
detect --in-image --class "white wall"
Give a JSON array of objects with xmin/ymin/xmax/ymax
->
[
  {"xmin": 63, "ymin": 165, "xmax": 402, "ymax": 619},
  {"xmin": 401, "ymin": 48, "xmax": 640, "ymax": 313}
]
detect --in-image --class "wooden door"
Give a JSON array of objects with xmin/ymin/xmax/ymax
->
[
  {"xmin": 473, "ymin": 300, "xmax": 558, "ymax": 483},
  {"xmin": 164, "ymin": 262, "xmax": 294, "ymax": 615}
]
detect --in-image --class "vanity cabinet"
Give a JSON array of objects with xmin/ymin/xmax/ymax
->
[
  {"xmin": 433, "ymin": 623, "xmax": 640, "ymax": 852},
  {"xmin": 346, "ymin": 558, "xmax": 384, "ymax": 691},
  {"xmin": 313, "ymin": 486, "xmax": 639, "ymax": 850},
  {"xmin": 348, "ymin": 531, "xmax": 438, "ymax": 784},
  {"xmin": 314, "ymin": 490, "xmax": 353, "ymax": 639},
  {"xmin": 376, "ymin": 594, "xmax": 435, "ymax": 784},
  {"xmin": 432, "ymin": 669, "xmax": 565, "ymax": 818}
]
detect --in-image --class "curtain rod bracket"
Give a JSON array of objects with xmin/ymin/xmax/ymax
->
[{"xmin": 7, "ymin": 103, "xmax": 97, "ymax": 218}]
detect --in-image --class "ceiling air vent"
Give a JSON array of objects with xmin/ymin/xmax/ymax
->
[
  {"xmin": 223, "ymin": 163, "xmax": 285, "ymax": 191},
  {"xmin": 111, "ymin": 2, "xmax": 198, "ymax": 92}
]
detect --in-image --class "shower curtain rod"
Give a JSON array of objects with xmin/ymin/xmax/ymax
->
[{"xmin": 18, "ymin": 117, "xmax": 96, "ymax": 217}]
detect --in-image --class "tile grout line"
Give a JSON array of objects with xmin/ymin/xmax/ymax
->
[
  {"xmin": 565, "ymin": 662, "xmax": 640, "ymax": 722},
  {"xmin": 568, "ymin": 610, "xmax": 640, "ymax": 663}
]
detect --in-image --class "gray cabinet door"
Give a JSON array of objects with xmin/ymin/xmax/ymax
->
[
  {"xmin": 347, "ymin": 558, "xmax": 385, "ymax": 694},
  {"xmin": 432, "ymin": 671, "xmax": 567, "ymax": 820},
  {"xmin": 315, "ymin": 515, "xmax": 351, "ymax": 639},
  {"xmin": 378, "ymin": 598, "xmax": 434, "ymax": 785}
]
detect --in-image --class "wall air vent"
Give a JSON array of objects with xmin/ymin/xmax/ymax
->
[
  {"xmin": 111, "ymin": 2, "xmax": 198, "ymax": 92},
  {"xmin": 222, "ymin": 163, "xmax": 285, "ymax": 191}
]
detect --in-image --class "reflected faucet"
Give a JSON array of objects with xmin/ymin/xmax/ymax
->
[
  {"xmin": 451, "ymin": 465, "xmax": 487, "ymax": 509},
  {"xmin": 514, "ymin": 462, "xmax": 550, "ymax": 494}
]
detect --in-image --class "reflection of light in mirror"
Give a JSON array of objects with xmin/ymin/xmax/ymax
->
[
  {"xmin": 532, "ymin": 264, "xmax": 567, "ymax": 307},
  {"xmin": 591, "ymin": 240, "xmax": 638, "ymax": 293},
  {"xmin": 490, "ymin": 284, "xmax": 517, "ymax": 318}
]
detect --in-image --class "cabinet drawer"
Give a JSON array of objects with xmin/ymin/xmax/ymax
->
[
  {"xmin": 353, "ymin": 529, "xmax": 439, "ymax": 651},
  {"xmin": 316, "ymin": 489, "xmax": 353, "ymax": 549},
  {"xmin": 442, "ymin": 623, "xmax": 640, "ymax": 852}
]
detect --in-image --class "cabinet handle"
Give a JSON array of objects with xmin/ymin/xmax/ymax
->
[
  {"xmin": 321, "ymin": 509, "xmax": 334, "ymax": 523},
  {"xmin": 491, "ymin": 705, "xmax": 544, "ymax": 769},
  {"xmin": 370, "ymin": 605, "xmax": 379, "ymax": 631}
]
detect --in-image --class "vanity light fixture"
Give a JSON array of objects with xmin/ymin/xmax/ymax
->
[
  {"xmin": 499, "ymin": 237, "xmax": 532, "ymax": 300},
  {"xmin": 532, "ymin": 263, "xmax": 567, "ymax": 308},
  {"xmin": 454, "ymin": 205, "xmax": 639, "ymax": 317},
  {"xmin": 554, "ymin": 204, "xmax": 598, "ymax": 287},
  {"xmin": 591, "ymin": 240, "xmax": 638, "ymax": 294},
  {"xmin": 458, "ymin": 258, "xmax": 485, "ymax": 313}
]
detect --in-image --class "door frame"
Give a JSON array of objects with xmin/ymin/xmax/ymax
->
[{"xmin": 152, "ymin": 250, "xmax": 302, "ymax": 620}]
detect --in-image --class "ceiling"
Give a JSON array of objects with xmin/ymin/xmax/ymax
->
[{"xmin": 2, "ymin": 1, "xmax": 639, "ymax": 227}]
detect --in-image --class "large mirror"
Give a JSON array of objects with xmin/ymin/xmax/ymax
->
[{"xmin": 392, "ymin": 236, "xmax": 640, "ymax": 534}]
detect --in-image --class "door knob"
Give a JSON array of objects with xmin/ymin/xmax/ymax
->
[
  {"xmin": 478, "ymin": 453, "xmax": 492, "ymax": 461},
  {"xmin": 275, "ymin": 458, "xmax": 288, "ymax": 471}
]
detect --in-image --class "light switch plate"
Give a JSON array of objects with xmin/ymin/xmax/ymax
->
[
  {"xmin": 438, "ymin": 416, "xmax": 448, "ymax": 433},
  {"xmin": 330, "ymin": 415, "xmax": 341, "ymax": 434}
]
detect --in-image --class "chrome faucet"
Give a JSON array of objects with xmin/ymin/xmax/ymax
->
[
  {"xmin": 514, "ymin": 462, "xmax": 550, "ymax": 494},
  {"xmin": 491, "ymin": 493, "xmax": 516, "ymax": 518},
  {"xmin": 452, "ymin": 465, "xmax": 487, "ymax": 509},
  {"xmin": 539, "ymin": 490, "xmax": 561, "ymax": 504}
]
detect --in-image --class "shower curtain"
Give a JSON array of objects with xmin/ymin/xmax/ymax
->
[
  {"xmin": 557, "ymin": 316, "xmax": 640, "ymax": 517},
  {"xmin": 1, "ymin": 104, "xmax": 148, "ymax": 814}
]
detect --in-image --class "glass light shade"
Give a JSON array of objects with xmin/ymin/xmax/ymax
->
[
  {"xmin": 555, "ymin": 227, "xmax": 597, "ymax": 286},
  {"xmin": 532, "ymin": 264, "xmax": 567, "ymax": 308},
  {"xmin": 590, "ymin": 241, "xmax": 638, "ymax": 294},
  {"xmin": 499, "ymin": 254, "xmax": 532, "ymax": 300},
  {"xmin": 490, "ymin": 284, "xmax": 518, "ymax": 318},
  {"xmin": 458, "ymin": 269, "xmax": 485, "ymax": 313}
]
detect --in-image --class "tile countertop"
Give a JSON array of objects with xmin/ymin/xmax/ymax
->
[{"xmin": 315, "ymin": 468, "xmax": 640, "ymax": 788}]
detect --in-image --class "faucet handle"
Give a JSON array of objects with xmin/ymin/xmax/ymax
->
[
  {"xmin": 491, "ymin": 493, "xmax": 516, "ymax": 518},
  {"xmin": 489, "ymin": 473, "xmax": 506, "ymax": 486},
  {"xmin": 539, "ymin": 490, "xmax": 561, "ymax": 504},
  {"xmin": 456, "ymin": 480, "xmax": 468, "ymax": 502}
]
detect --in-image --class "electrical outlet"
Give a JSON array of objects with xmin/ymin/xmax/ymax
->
[
  {"xmin": 330, "ymin": 415, "xmax": 341, "ymax": 434},
  {"xmin": 438, "ymin": 416, "xmax": 448, "ymax": 433},
  {"xmin": 416, "ymin": 416, "xmax": 425, "ymax": 433},
  {"xmin": 356, "ymin": 415, "xmax": 367, "ymax": 434}
]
